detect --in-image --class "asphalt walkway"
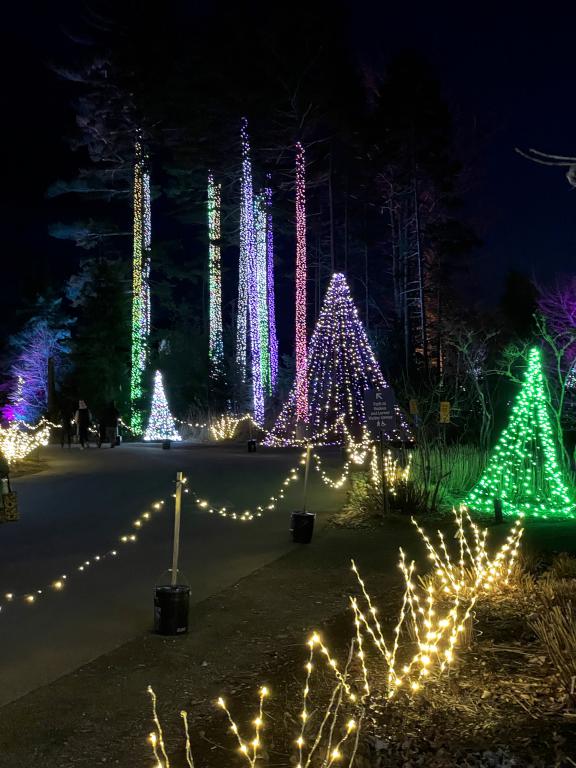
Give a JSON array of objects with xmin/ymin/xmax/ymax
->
[{"xmin": 0, "ymin": 442, "xmax": 346, "ymax": 705}]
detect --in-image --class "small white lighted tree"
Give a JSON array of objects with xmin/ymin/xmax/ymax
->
[{"xmin": 143, "ymin": 371, "xmax": 181, "ymax": 442}]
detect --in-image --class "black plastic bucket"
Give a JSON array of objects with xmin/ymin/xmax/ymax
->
[
  {"xmin": 154, "ymin": 585, "xmax": 190, "ymax": 635},
  {"xmin": 162, "ymin": 440, "xmax": 171, "ymax": 450},
  {"xmin": 247, "ymin": 439, "xmax": 257, "ymax": 453},
  {"xmin": 291, "ymin": 511, "xmax": 316, "ymax": 543}
]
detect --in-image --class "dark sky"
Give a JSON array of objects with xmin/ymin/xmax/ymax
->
[
  {"xmin": 351, "ymin": 3, "xmax": 576, "ymax": 297},
  {"xmin": 1, "ymin": 2, "xmax": 575, "ymax": 335}
]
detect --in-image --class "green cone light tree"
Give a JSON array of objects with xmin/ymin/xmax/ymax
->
[{"xmin": 465, "ymin": 347, "xmax": 574, "ymax": 519}]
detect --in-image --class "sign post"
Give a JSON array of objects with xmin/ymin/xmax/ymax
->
[
  {"xmin": 364, "ymin": 389, "xmax": 397, "ymax": 516},
  {"xmin": 302, "ymin": 443, "xmax": 312, "ymax": 513},
  {"xmin": 154, "ymin": 470, "xmax": 190, "ymax": 636}
]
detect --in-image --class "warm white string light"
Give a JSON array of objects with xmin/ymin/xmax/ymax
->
[
  {"xmin": 0, "ymin": 421, "xmax": 51, "ymax": 464},
  {"xmin": 0, "ymin": 499, "xmax": 166, "ymax": 614},
  {"xmin": 349, "ymin": 512, "xmax": 525, "ymax": 698}
]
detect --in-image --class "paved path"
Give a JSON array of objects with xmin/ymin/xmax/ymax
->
[{"xmin": 0, "ymin": 442, "xmax": 346, "ymax": 705}]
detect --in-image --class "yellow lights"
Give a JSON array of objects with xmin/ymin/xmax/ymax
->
[
  {"xmin": 148, "ymin": 504, "xmax": 513, "ymax": 768},
  {"xmin": 348, "ymin": 510, "xmax": 525, "ymax": 700},
  {"xmin": 209, "ymin": 413, "xmax": 262, "ymax": 441},
  {"xmin": 214, "ymin": 684, "xmax": 270, "ymax": 768},
  {"xmin": 412, "ymin": 506, "xmax": 524, "ymax": 599},
  {"xmin": 188, "ymin": 452, "xmax": 307, "ymax": 523},
  {"xmin": 0, "ymin": 420, "xmax": 51, "ymax": 464},
  {"xmin": 0, "ymin": 499, "xmax": 166, "ymax": 614}
]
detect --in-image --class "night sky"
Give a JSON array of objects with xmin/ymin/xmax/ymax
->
[{"xmin": 1, "ymin": 3, "xmax": 575, "ymax": 337}]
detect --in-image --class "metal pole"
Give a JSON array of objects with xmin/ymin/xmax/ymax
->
[
  {"xmin": 302, "ymin": 444, "xmax": 312, "ymax": 513},
  {"xmin": 171, "ymin": 471, "xmax": 183, "ymax": 587},
  {"xmin": 380, "ymin": 429, "xmax": 389, "ymax": 516}
]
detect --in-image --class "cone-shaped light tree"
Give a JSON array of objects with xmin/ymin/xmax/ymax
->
[
  {"xmin": 143, "ymin": 371, "xmax": 181, "ymax": 442},
  {"xmin": 265, "ymin": 273, "xmax": 409, "ymax": 446},
  {"xmin": 465, "ymin": 347, "xmax": 574, "ymax": 518}
]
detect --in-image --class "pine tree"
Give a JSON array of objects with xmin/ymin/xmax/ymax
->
[
  {"xmin": 265, "ymin": 273, "xmax": 408, "ymax": 445},
  {"xmin": 465, "ymin": 347, "xmax": 575, "ymax": 519},
  {"xmin": 143, "ymin": 371, "xmax": 181, "ymax": 441}
]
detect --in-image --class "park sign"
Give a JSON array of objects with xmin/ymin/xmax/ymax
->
[{"xmin": 364, "ymin": 388, "xmax": 397, "ymax": 436}]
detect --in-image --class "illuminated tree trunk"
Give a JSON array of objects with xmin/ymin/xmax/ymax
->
[
  {"xmin": 237, "ymin": 120, "xmax": 264, "ymax": 423},
  {"xmin": 130, "ymin": 140, "xmax": 151, "ymax": 433},
  {"xmin": 207, "ymin": 173, "xmax": 225, "ymax": 386},
  {"xmin": 295, "ymin": 142, "xmax": 308, "ymax": 425}
]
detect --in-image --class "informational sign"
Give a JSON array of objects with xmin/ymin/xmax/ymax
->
[
  {"xmin": 439, "ymin": 401, "xmax": 451, "ymax": 424},
  {"xmin": 364, "ymin": 389, "xmax": 397, "ymax": 433},
  {"xmin": 409, "ymin": 399, "xmax": 418, "ymax": 415}
]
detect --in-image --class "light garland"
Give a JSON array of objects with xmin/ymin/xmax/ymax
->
[
  {"xmin": 190, "ymin": 450, "xmax": 307, "ymax": 521},
  {"xmin": 311, "ymin": 430, "xmax": 374, "ymax": 489},
  {"xmin": 143, "ymin": 371, "xmax": 181, "ymax": 442},
  {"xmin": 130, "ymin": 140, "xmax": 152, "ymax": 434},
  {"xmin": 0, "ymin": 421, "xmax": 51, "ymax": 464},
  {"xmin": 266, "ymin": 274, "xmax": 410, "ymax": 447},
  {"xmin": 208, "ymin": 173, "xmax": 225, "ymax": 383},
  {"xmin": 174, "ymin": 417, "xmax": 209, "ymax": 430},
  {"xmin": 465, "ymin": 347, "xmax": 575, "ymax": 518},
  {"xmin": 0, "ymin": 498, "xmax": 166, "ymax": 614},
  {"xmin": 295, "ymin": 142, "xmax": 308, "ymax": 425}
]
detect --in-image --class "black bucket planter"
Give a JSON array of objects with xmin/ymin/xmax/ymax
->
[
  {"xmin": 247, "ymin": 439, "xmax": 257, "ymax": 453},
  {"xmin": 162, "ymin": 440, "xmax": 171, "ymax": 450},
  {"xmin": 154, "ymin": 584, "xmax": 190, "ymax": 635},
  {"xmin": 291, "ymin": 510, "xmax": 316, "ymax": 543}
]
